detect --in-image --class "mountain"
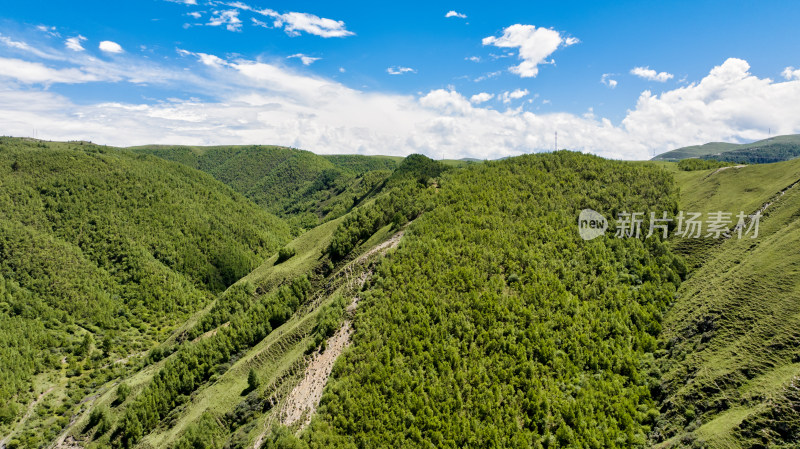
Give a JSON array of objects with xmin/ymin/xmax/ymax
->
[
  {"xmin": 653, "ymin": 158, "xmax": 800, "ymax": 448},
  {"xmin": 652, "ymin": 134, "xmax": 800, "ymax": 163},
  {"xmin": 62, "ymin": 151, "xmax": 685, "ymax": 449},
  {"xmin": 0, "ymin": 137, "xmax": 292, "ymax": 448},
  {"xmin": 4, "ymin": 140, "xmax": 800, "ymax": 449},
  {"xmin": 131, "ymin": 145, "xmax": 400, "ymax": 233}
]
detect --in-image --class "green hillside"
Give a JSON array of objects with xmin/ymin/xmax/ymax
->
[
  {"xmin": 0, "ymin": 137, "xmax": 292, "ymax": 448},
  {"xmin": 5, "ymin": 139, "xmax": 800, "ymax": 449},
  {"xmin": 653, "ymin": 158, "xmax": 800, "ymax": 448},
  {"xmin": 280, "ymin": 152, "xmax": 685, "ymax": 448},
  {"xmin": 131, "ymin": 145, "xmax": 399, "ymax": 232},
  {"xmin": 652, "ymin": 134, "xmax": 800, "ymax": 163}
]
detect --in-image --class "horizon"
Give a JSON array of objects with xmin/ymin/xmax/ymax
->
[{"xmin": 2, "ymin": 0, "xmax": 800, "ymax": 160}]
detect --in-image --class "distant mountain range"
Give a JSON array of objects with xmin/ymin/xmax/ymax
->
[{"xmin": 652, "ymin": 134, "xmax": 800, "ymax": 163}]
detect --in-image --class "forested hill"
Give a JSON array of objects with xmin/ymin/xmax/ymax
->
[
  {"xmin": 132, "ymin": 145, "xmax": 400, "ymax": 232},
  {"xmin": 0, "ymin": 137, "xmax": 292, "ymax": 444},
  {"xmin": 652, "ymin": 134, "xmax": 800, "ymax": 163},
  {"xmin": 283, "ymin": 152, "xmax": 686, "ymax": 447},
  {"xmin": 9, "ymin": 138, "xmax": 798, "ymax": 448}
]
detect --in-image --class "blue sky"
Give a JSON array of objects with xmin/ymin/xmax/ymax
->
[{"xmin": 1, "ymin": 0, "xmax": 799, "ymax": 159}]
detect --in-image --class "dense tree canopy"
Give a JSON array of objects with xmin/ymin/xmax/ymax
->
[
  {"xmin": 299, "ymin": 152, "xmax": 684, "ymax": 448},
  {"xmin": 0, "ymin": 137, "xmax": 291, "ymax": 435}
]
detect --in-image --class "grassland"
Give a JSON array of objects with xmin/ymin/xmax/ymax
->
[{"xmin": 654, "ymin": 158, "xmax": 800, "ymax": 448}]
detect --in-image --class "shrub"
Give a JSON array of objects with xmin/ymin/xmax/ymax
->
[{"xmin": 276, "ymin": 247, "xmax": 296, "ymax": 264}]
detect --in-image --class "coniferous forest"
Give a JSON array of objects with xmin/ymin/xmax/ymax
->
[{"xmin": 1, "ymin": 137, "xmax": 799, "ymax": 449}]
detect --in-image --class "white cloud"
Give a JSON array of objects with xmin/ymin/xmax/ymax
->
[
  {"xmin": 98, "ymin": 40, "xmax": 124, "ymax": 54},
  {"xmin": 482, "ymin": 24, "xmax": 578, "ymax": 78},
  {"xmin": 601, "ymin": 73, "xmax": 617, "ymax": 88},
  {"xmin": 269, "ymin": 11, "xmax": 353, "ymax": 37},
  {"xmin": 0, "ymin": 34, "xmax": 34, "ymax": 52},
  {"xmin": 466, "ymin": 56, "xmax": 480, "ymax": 62},
  {"xmin": 338, "ymin": 67, "xmax": 345, "ymax": 73},
  {"xmin": 470, "ymin": 92, "xmax": 494, "ymax": 104},
  {"xmin": 445, "ymin": 11, "xmax": 467, "ymax": 19},
  {"xmin": 782, "ymin": 66, "xmax": 800, "ymax": 80},
  {"xmin": 2, "ymin": 36, "xmax": 800, "ymax": 162},
  {"xmin": 177, "ymin": 48, "xmax": 229, "ymax": 68},
  {"xmin": 0, "ymin": 57, "xmax": 103, "ymax": 84},
  {"xmin": 500, "ymin": 88, "xmax": 529, "ymax": 103},
  {"xmin": 251, "ymin": 17, "xmax": 269, "ymax": 27},
  {"xmin": 473, "ymin": 70, "xmax": 501, "ymax": 82},
  {"xmin": 0, "ymin": 33, "xmax": 64, "ymax": 60},
  {"xmin": 287, "ymin": 53, "xmax": 320, "ymax": 66},
  {"xmin": 187, "ymin": 11, "xmax": 202, "ymax": 19},
  {"xmin": 208, "ymin": 9, "xmax": 242, "ymax": 31},
  {"xmin": 169, "ymin": 1, "xmax": 354, "ymax": 37},
  {"xmin": 65, "ymin": 36, "xmax": 87, "ymax": 51},
  {"xmin": 35, "ymin": 25, "xmax": 60, "ymax": 38},
  {"xmin": 387, "ymin": 66, "xmax": 416, "ymax": 75},
  {"xmin": 630, "ymin": 66, "xmax": 673, "ymax": 82}
]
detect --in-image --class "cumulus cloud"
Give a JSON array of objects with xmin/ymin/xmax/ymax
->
[
  {"xmin": 501, "ymin": 88, "xmax": 529, "ymax": 103},
  {"xmin": 466, "ymin": 56, "xmax": 480, "ymax": 62},
  {"xmin": 630, "ymin": 66, "xmax": 673, "ymax": 82},
  {"xmin": 782, "ymin": 66, "xmax": 800, "ymax": 80},
  {"xmin": 387, "ymin": 66, "xmax": 416, "ymax": 75},
  {"xmin": 601, "ymin": 73, "xmax": 617, "ymax": 88},
  {"xmin": 445, "ymin": 11, "xmax": 467, "ymax": 19},
  {"xmin": 483, "ymin": 24, "xmax": 578, "ymax": 78},
  {"xmin": 98, "ymin": 40, "xmax": 123, "ymax": 54},
  {"xmin": 2, "ymin": 35, "xmax": 800, "ymax": 161},
  {"xmin": 65, "ymin": 36, "xmax": 87, "ymax": 51},
  {"xmin": 271, "ymin": 11, "xmax": 353, "ymax": 37},
  {"xmin": 470, "ymin": 92, "xmax": 494, "ymax": 104},
  {"xmin": 287, "ymin": 53, "xmax": 320, "ymax": 66},
  {"xmin": 193, "ymin": 2, "xmax": 354, "ymax": 37},
  {"xmin": 208, "ymin": 9, "xmax": 242, "ymax": 31}
]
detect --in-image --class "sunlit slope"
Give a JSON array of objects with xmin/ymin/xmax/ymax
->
[
  {"xmin": 131, "ymin": 145, "xmax": 399, "ymax": 231},
  {"xmin": 51, "ymin": 154, "xmax": 442, "ymax": 449},
  {"xmin": 0, "ymin": 137, "xmax": 292, "ymax": 448},
  {"xmin": 290, "ymin": 152, "xmax": 685, "ymax": 448},
  {"xmin": 653, "ymin": 134, "xmax": 800, "ymax": 163},
  {"xmin": 656, "ymin": 158, "xmax": 800, "ymax": 448}
]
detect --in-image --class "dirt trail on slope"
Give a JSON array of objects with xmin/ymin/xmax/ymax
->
[
  {"xmin": 709, "ymin": 164, "xmax": 746, "ymax": 176},
  {"xmin": 356, "ymin": 230, "xmax": 404, "ymax": 264},
  {"xmin": 252, "ymin": 229, "xmax": 405, "ymax": 447},
  {"xmin": 728, "ymin": 175, "xmax": 800, "ymax": 238},
  {"xmin": 279, "ymin": 309, "xmax": 355, "ymax": 429},
  {"xmin": 1, "ymin": 387, "xmax": 55, "ymax": 449}
]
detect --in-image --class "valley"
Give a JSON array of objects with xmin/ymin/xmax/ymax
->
[{"xmin": 0, "ymin": 138, "xmax": 798, "ymax": 448}]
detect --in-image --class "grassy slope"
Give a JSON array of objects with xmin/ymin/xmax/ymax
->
[
  {"xmin": 656, "ymin": 159, "xmax": 800, "ymax": 448},
  {"xmin": 653, "ymin": 134, "xmax": 800, "ymax": 162},
  {"xmin": 0, "ymin": 138, "xmax": 292, "ymax": 447}
]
